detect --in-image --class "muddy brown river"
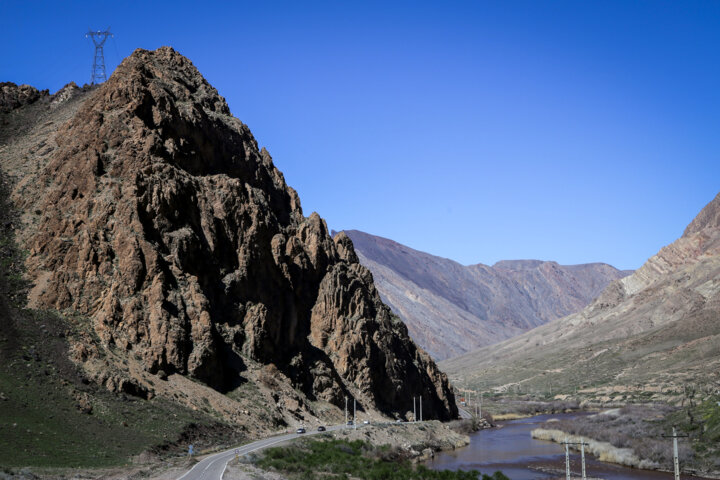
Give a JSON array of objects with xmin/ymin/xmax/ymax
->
[{"xmin": 427, "ymin": 413, "xmax": 711, "ymax": 480}]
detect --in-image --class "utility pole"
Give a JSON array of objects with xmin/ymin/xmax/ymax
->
[
  {"xmin": 353, "ymin": 398, "xmax": 357, "ymax": 430},
  {"xmin": 85, "ymin": 28, "xmax": 113, "ymax": 84},
  {"xmin": 565, "ymin": 437, "xmax": 570, "ymax": 480},
  {"xmin": 420, "ymin": 396, "xmax": 423, "ymax": 422},
  {"xmin": 345, "ymin": 396, "xmax": 348, "ymax": 426},
  {"xmin": 479, "ymin": 392, "xmax": 482, "ymax": 419},
  {"xmin": 413, "ymin": 396, "xmax": 417, "ymax": 422},
  {"xmin": 663, "ymin": 427, "xmax": 689, "ymax": 480},
  {"xmin": 562, "ymin": 439, "xmax": 589, "ymax": 480}
]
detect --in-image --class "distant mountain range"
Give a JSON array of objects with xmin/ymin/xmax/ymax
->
[
  {"xmin": 441, "ymin": 193, "xmax": 720, "ymax": 401},
  {"xmin": 335, "ymin": 229, "xmax": 631, "ymax": 360}
]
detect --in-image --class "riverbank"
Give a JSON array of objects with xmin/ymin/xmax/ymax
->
[
  {"xmin": 428, "ymin": 412, "xmax": 720, "ymax": 480},
  {"xmin": 531, "ymin": 428, "xmax": 659, "ymax": 470},
  {"xmin": 531, "ymin": 404, "xmax": 720, "ymax": 479},
  {"xmin": 465, "ymin": 396, "xmax": 584, "ymax": 420},
  {"xmin": 223, "ymin": 422, "xmax": 496, "ymax": 480},
  {"xmin": 328, "ymin": 420, "xmax": 471, "ymax": 461}
]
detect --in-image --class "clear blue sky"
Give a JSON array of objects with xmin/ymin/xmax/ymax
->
[{"xmin": 2, "ymin": 1, "xmax": 718, "ymax": 270}]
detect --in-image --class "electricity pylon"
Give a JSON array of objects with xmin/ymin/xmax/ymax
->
[{"xmin": 86, "ymin": 28, "xmax": 113, "ymax": 84}]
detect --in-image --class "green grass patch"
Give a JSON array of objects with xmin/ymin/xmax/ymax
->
[
  {"xmin": 0, "ymin": 169, "xmax": 245, "ymax": 468},
  {"xmin": 0, "ymin": 308, "xmax": 240, "ymax": 468},
  {"xmin": 257, "ymin": 438, "xmax": 508, "ymax": 480},
  {"xmin": 0, "ymin": 369, "xmax": 202, "ymax": 467}
]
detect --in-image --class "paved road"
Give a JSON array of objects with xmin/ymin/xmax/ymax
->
[
  {"xmin": 177, "ymin": 424, "xmax": 347, "ymax": 480},
  {"xmin": 458, "ymin": 407, "xmax": 473, "ymax": 419}
]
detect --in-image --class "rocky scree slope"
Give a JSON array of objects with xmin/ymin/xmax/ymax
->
[
  {"xmin": 442, "ymin": 193, "xmax": 720, "ymax": 400},
  {"xmin": 1, "ymin": 47, "xmax": 456, "ymax": 428},
  {"xmin": 339, "ymin": 230, "xmax": 630, "ymax": 360}
]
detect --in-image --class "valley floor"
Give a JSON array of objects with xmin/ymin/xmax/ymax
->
[{"xmin": 0, "ymin": 421, "xmax": 474, "ymax": 479}]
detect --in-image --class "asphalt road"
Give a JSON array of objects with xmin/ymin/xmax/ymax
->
[
  {"xmin": 176, "ymin": 424, "xmax": 347, "ymax": 480},
  {"xmin": 458, "ymin": 407, "xmax": 473, "ymax": 419},
  {"xmin": 176, "ymin": 414, "xmax": 460, "ymax": 480}
]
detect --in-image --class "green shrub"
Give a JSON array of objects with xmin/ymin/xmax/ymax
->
[{"xmin": 257, "ymin": 438, "xmax": 493, "ymax": 480}]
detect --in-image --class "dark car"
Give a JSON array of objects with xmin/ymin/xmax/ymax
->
[
  {"xmin": 317, "ymin": 425, "xmax": 326, "ymax": 432},
  {"xmin": 296, "ymin": 427, "xmax": 306, "ymax": 434},
  {"xmin": 347, "ymin": 420, "xmax": 354, "ymax": 426}
]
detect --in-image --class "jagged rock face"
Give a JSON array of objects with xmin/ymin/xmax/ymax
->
[
  {"xmin": 0, "ymin": 82, "xmax": 48, "ymax": 113},
  {"xmin": 13, "ymin": 47, "xmax": 455, "ymax": 419}
]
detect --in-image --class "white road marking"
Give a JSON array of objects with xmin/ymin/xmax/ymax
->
[{"xmin": 178, "ymin": 425, "xmax": 347, "ymax": 480}]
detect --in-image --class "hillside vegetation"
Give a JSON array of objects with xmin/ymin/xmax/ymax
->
[
  {"xmin": 254, "ymin": 438, "xmax": 508, "ymax": 480},
  {"xmin": 0, "ymin": 172, "xmax": 243, "ymax": 469}
]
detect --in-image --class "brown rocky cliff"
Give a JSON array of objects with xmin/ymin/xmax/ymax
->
[
  {"xmin": 9, "ymin": 47, "xmax": 455, "ymax": 420},
  {"xmin": 0, "ymin": 82, "xmax": 48, "ymax": 113}
]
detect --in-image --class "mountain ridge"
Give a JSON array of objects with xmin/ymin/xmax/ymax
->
[
  {"xmin": 441, "ymin": 191, "xmax": 720, "ymax": 400},
  {"xmin": 336, "ymin": 229, "xmax": 630, "ymax": 360}
]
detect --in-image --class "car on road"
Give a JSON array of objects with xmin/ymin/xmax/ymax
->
[
  {"xmin": 363, "ymin": 420, "xmax": 370, "ymax": 424},
  {"xmin": 296, "ymin": 427, "xmax": 306, "ymax": 434},
  {"xmin": 347, "ymin": 420, "xmax": 354, "ymax": 426},
  {"xmin": 317, "ymin": 425, "xmax": 326, "ymax": 432},
  {"xmin": 395, "ymin": 419, "xmax": 403, "ymax": 423}
]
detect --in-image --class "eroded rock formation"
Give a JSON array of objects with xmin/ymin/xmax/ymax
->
[
  {"xmin": 5, "ymin": 47, "xmax": 456, "ymax": 420},
  {"xmin": 0, "ymin": 82, "xmax": 48, "ymax": 113}
]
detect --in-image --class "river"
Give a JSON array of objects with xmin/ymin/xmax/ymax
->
[{"xmin": 427, "ymin": 413, "xmax": 710, "ymax": 480}]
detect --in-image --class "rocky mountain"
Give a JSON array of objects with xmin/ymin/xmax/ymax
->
[
  {"xmin": 441, "ymin": 193, "xmax": 720, "ymax": 401},
  {"xmin": 339, "ymin": 229, "xmax": 630, "ymax": 360},
  {"xmin": 0, "ymin": 46, "xmax": 456, "ymax": 439}
]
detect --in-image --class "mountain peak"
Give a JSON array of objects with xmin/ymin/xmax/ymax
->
[
  {"xmin": 683, "ymin": 192, "xmax": 720, "ymax": 237},
  {"xmin": 115, "ymin": 46, "xmax": 231, "ymax": 114},
  {"xmin": 3, "ymin": 47, "xmax": 457, "ymax": 426},
  {"xmin": 492, "ymin": 259, "xmax": 547, "ymax": 270}
]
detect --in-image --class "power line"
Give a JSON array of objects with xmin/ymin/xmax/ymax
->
[
  {"xmin": 111, "ymin": 35, "xmax": 122, "ymax": 64},
  {"xmin": 86, "ymin": 28, "xmax": 113, "ymax": 84}
]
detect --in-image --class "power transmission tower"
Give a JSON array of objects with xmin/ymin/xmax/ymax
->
[{"xmin": 86, "ymin": 28, "xmax": 113, "ymax": 84}]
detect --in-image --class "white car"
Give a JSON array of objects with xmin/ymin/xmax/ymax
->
[{"xmin": 363, "ymin": 420, "xmax": 370, "ymax": 424}]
